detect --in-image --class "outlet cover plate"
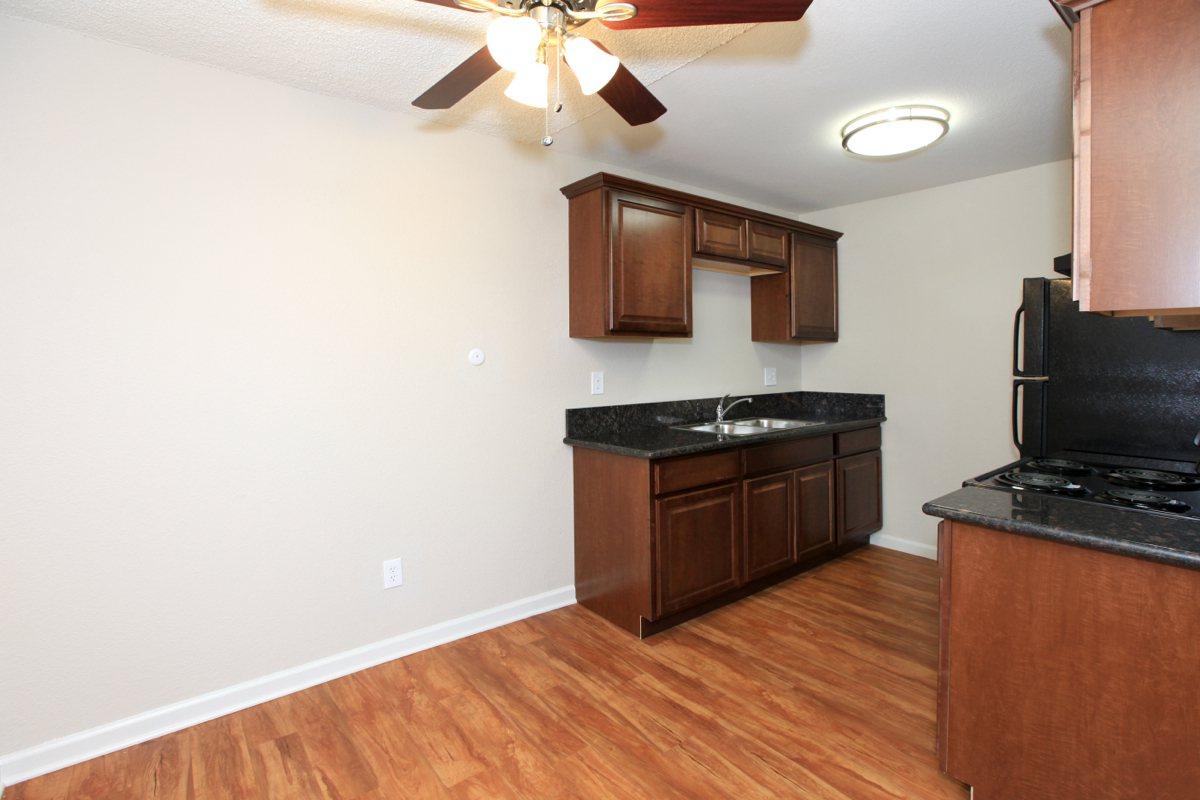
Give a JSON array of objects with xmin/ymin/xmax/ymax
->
[{"xmin": 383, "ymin": 558, "xmax": 403, "ymax": 590}]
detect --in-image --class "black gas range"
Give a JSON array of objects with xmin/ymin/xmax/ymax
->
[{"xmin": 970, "ymin": 457, "xmax": 1200, "ymax": 521}]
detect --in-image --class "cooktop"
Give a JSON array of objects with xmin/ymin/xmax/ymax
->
[{"xmin": 970, "ymin": 457, "xmax": 1200, "ymax": 521}]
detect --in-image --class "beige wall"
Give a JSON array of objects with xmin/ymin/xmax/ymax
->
[
  {"xmin": 803, "ymin": 160, "xmax": 1073, "ymax": 554},
  {"xmin": 0, "ymin": 16, "xmax": 807, "ymax": 758}
]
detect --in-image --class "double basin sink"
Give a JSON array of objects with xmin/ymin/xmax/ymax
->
[{"xmin": 675, "ymin": 418, "xmax": 822, "ymax": 437}]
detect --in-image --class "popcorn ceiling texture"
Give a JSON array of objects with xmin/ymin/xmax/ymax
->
[{"xmin": 0, "ymin": 0, "xmax": 751, "ymax": 142}]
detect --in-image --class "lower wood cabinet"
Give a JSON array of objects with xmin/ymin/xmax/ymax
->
[
  {"xmin": 797, "ymin": 461, "xmax": 837, "ymax": 559},
  {"xmin": 837, "ymin": 450, "xmax": 882, "ymax": 545},
  {"xmin": 655, "ymin": 483, "xmax": 742, "ymax": 617},
  {"xmin": 572, "ymin": 427, "xmax": 882, "ymax": 637},
  {"xmin": 743, "ymin": 471, "xmax": 797, "ymax": 582}
]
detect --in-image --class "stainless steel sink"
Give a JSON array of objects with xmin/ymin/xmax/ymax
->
[
  {"xmin": 678, "ymin": 422, "xmax": 766, "ymax": 436},
  {"xmin": 675, "ymin": 418, "xmax": 822, "ymax": 436},
  {"xmin": 730, "ymin": 418, "xmax": 822, "ymax": 430}
]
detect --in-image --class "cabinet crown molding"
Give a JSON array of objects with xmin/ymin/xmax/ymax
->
[{"xmin": 560, "ymin": 172, "xmax": 843, "ymax": 242}]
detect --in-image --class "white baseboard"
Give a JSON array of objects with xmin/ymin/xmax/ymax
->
[
  {"xmin": 0, "ymin": 585, "xmax": 576, "ymax": 790},
  {"xmin": 870, "ymin": 533, "xmax": 938, "ymax": 560}
]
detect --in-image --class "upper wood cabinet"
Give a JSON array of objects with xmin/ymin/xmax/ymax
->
[
  {"xmin": 750, "ymin": 233, "xmax": 839, "ymax": 343},
  {"xmin": 608, "ymin": 191, "xmax": 692, "ymax": 336},
  {"xmin": 562, "ymin": 173, "xmax": 841, "ymax": 340},
  {"xmin": 566, "ymin": 183, "xmax": 692, "ymax": 338},
  {"xmin": 748, "ymin": 221, "xmax": 791, "ymax": 268},
  {"xmin": 1054, "ymin": 0, "xmax": 1200, "ymax": 319},
  {"xmin": 695, "ymin": 208, "xmax": 748, "ymax": 261}
]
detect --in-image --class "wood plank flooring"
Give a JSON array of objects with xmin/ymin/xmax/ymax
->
[{"xmin": 8, "ymin": 546, "xmax": 967, "ymax": 799}]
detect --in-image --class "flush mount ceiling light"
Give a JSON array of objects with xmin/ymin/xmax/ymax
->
[{"xmin": 841, "ymin": 105, "xmax": 950, "ymax": 157}]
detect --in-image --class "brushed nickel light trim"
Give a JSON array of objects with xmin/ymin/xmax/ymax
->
[
  {"xmin": 453, "ymin": 0, "xmax": 636, "ymax": 24},
  {"xmin": 841, "ymin": 105, "xmax": 950, "ymax": 157}
]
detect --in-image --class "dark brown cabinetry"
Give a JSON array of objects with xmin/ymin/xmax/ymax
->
[
  {"xmin": 1052, "ymin": 0, "xmax": 1200, "ymax": 322},
  {"xmin": 656, "ymin": 483, "xmax": 741, "ymax": 616},
  {"xmin": 562, "ymin": 173, "xmax": 840, "ymax": 340},
  {"xmin": 837, "ymin": 450, "xmax": 882, "ymax": 545},
  {"xmin": 743, "ymin": 472, "xmax": 796, "ymax": 582},
  {"xmin": 748, "ymin": 221, "xmax": 791, "ymax": 268},
  {"xmin": 937, "ymin": 519, "xmax": 1200, "ymax": 797},
  {"xmin": 751, "ymin": 233, "xmax": 839, "ymax": 343},
  {"xmin": 796, "ymin": 461, "xmax": 836, "ymax": 559},
  {"xmin": 608, "ymin": 191, "xmax": 692, "ymax": 336},
  {"xmin": 695, "ymin": 208, "xmax": 748, "ymax": 261},
  {"xmin": 567, "ymin": 185, "xmax": 692, "ymax": 338},
  {"xmin": 572, "ymin": 425, "xmax": 883, "ymax": 637}
]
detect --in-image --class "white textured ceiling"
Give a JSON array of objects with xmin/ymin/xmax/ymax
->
[{"xmin": 0, "ymin": 0, "xmax": 1072, "ymax": 211}]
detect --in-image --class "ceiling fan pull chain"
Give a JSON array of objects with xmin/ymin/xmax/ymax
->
[{"xmin": 554, "ymin": 33, "xmax": 563, "ymax": 114}]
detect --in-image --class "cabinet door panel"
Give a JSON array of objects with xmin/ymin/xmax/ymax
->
[
  {"xmin": 748, "ymin": 221, "xmax": 790, "ymax": 268},
  {"xmin": 796, "ymin": 461, "xmax": 835, "ymax": 560},
  {"xmin": 695, "ymin": 208, "xmax": 748, "ymax": 260},
  {"xmin": 837, "ymin": 450, "xmax": 882, "ymax": 545},
  {"xmin": 791, "ymin": 235, "xmax": 838, "ymax": 341},
  {"xmin": 655, "ymin": 483, "xmax": 741, "ymax": 617},
  {"xmin": 609, "ymin": 191, "xmax": 692, "ymax": 335},
  {"xmin": 743, "ymin": 472, "xmax": 796, "ymax": 582}
]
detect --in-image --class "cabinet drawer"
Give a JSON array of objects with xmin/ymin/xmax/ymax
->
[
  {"xmin": 748, "ymin": 221, "xmax": 790, "ymax": 268},
  {"xmin": 743, "ymin": 436, "xmax": 833, "ymax": 476},
  {"xmin": 654, "ymin": 449, "xmax": 742, "ymax": 496},
  {"xmin": 836, "ymin": 427, "xmax": 881, "ymax": 456},
  {"xmin": 695, "ymin": 208, "xmax": 748, "ymax": 260}
]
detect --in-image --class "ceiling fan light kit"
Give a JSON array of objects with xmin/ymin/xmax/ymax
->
[
  {"xmin": 505, "ymin": 60, "xmax": 551, "ymax": 107},
  {"xmin": 485, "ymin": 16, "xmax": 543, "ymax": 70},
  {"xmin": 411, "ymin": 0, "xmax": 814, "ymax": 143},
  {"xmin": 841, "ymin": 105, "xmax": 950, "ymax": 157},
  {"xmin": 563, "ymin": 36, "xmax": 620, "ymax": 95}
]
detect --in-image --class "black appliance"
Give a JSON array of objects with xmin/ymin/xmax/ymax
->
[
  {"xmin": 970, "ymin": 457, "xmax": 1200, "ymax": 521},
  {"xmin": 1013, "ymin": 275, "xmax": 1200, "ymax": 472}
]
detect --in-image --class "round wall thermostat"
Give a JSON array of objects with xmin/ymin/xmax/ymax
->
[{"xmin": 468, "ymin": 348, "xmax": 485, "ymax": 366}]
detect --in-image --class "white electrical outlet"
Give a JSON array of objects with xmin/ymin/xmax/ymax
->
[
  {"xmin": 382, "ymin": 558, "xmax": 403, "ymax": 590},
  {"xmin": 763, "ymin": 367, "xmax": 778, "ymax": 387},
  {"xmin": 590, "ymin": 371, "xmax": 605, "ymax": 395}
]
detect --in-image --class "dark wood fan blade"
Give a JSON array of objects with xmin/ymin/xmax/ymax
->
[
  {"xmin": 603, "ymin": 0, "xmax": 812, "ymax": 29},
  {"xmin": 597, "ymin": 63, "xmax": 667, "ymax": 126},
  {"xmin": 413, "ymin": 47, "xmax": 500, "ymax": 110}
]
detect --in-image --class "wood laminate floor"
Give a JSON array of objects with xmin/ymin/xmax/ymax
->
[{"xmin": 8, "ymin": 546, "xmax": 967, "ymax": 799}]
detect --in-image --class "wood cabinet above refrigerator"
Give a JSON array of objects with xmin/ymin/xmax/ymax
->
[{"xmin": 1052, "ymin": 0, "xmax": 1200, "ymax": 323}]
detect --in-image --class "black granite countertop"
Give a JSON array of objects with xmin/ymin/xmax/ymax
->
[
  {"xmin": 924, "ymin": 486, "xmax": 1200, "ymax": 571},
  {"xmin": 564, "ymin": 391, "xmax": 884, "ymax": 459}
]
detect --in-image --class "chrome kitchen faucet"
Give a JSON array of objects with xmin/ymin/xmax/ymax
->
[{"xmin": 715, "ymin": 393, "xmax": 753, "ymax": 423}]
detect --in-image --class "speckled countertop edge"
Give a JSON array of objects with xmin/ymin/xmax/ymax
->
[
  {"xmin": 924, "ymin": 486, "xmax": 1200, "ymax": 571},
  {"xmin": 564, "ymin": 416, "xmax": 886, "ymax": 459}
]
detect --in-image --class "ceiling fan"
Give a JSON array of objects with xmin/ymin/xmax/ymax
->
[{"xmin": 412, "ymin": 0, "xmax": 813, "ymax": 144}]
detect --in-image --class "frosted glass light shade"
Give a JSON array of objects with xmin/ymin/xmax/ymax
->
[
  {"xmin": 564, "ymin": 37, "xmax": 619, "ymax": 95},
  {"xmin": 841, "ymin": 106, "xmax": 950, "ymax": 157},
  {"xmin": 486, "ymin": 16, "xmax": 542, "ymax": 71},
  {"xmin": 504, "ymin": 61, "xmax": 549, "ymax": 108}
]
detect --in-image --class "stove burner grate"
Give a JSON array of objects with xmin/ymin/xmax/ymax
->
[
  {"xmin": 1105, "ymin": 468, "xmax": 1200, "ymax": 491},
  {"xmin": 995, "ymin": 471, "xmax": 1088, "ymax": 496},
  {"xmin": 1097, "ymin": 488, "xmax": 1191, "ymax": 513}
]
